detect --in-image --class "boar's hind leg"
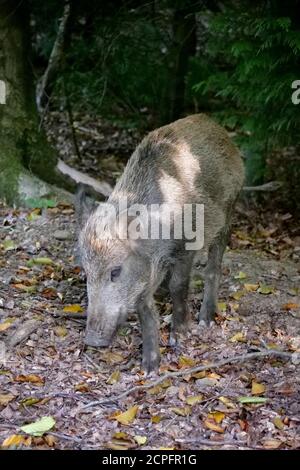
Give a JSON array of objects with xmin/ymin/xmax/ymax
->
[
  {"xmin": 137, "ymin": 301, "xmax": 160, "ymax": 373},
  {"xmin": 198, "ymin": 226, "xmax": 229, "ymax": 325},
  {"xmin": 169, "ymin": 253, "xmax": 194, "ymax": 346}
]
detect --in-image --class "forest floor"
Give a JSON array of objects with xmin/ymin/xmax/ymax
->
[{"xmin": 0, "ymin": 113, "xmax": 300, "ymax": 450}]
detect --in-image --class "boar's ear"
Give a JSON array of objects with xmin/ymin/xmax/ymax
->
[{"xmin": 74, "ymin": 184, "xmax": 98, "ymax": 229}]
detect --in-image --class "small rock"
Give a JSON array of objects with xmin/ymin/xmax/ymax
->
[{"xmin": 53, "ymin": 230, "xmax": 72, "ymax": 241}]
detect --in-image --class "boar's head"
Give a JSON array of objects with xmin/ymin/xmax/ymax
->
[{"xmin": 77, "ymin": 195, "xmax": 152, "ymax": 348}]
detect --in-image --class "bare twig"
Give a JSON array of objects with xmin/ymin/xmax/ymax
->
[{"xmin": 79, "ymin": 350, "xmax": 298, "ymax": 410}]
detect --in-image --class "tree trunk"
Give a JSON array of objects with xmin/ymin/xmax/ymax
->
[
  {"xmin": 168, "ymin": 0, "xmax": 197, "ymax": 123},
  {"xmin": 0, "ymin": 0, "xmax": 74, "ymax": 205}
]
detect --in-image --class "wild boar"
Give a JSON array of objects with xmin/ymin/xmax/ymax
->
[{"xmin": 77, "ymin": 114, "xmax": 245, "ymax": 372}]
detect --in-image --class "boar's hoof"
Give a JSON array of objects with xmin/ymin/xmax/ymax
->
[
  {"xmin": 142, "ymin": 351, "xmax": 161, "ymax": 374},
  {"xmin": 198, "ymin": 318, "xmax": 215, "ymax": 328},
  {"xmin": 85, "ymin": 331, "xmax": 110, "ymax": 348}
]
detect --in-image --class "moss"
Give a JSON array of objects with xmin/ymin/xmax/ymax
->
[{"xmin": 0, "ymin": 140, "xmax": 23, "ymax": 204}]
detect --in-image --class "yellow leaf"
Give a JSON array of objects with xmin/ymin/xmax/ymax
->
[
  {"xmin": 101, "ymin": 351, "xmax": 124, "ymax": 365},
  {"xmin": 151, "ymin": 415, "xmax": 162, "ymax": 424},
  {"xmin": 20, "ymin": 397, "xmax": 42, "ymax": 407},
  {"xmin": 148, "ymin": 385, "xmax": 163, "ymax": 395},
  {"xmin": 186, "ymin": 395, "xmax": 203, "ymax": 406},
  {"xmin": 230, "ymin": 291, "xmax": 246, "ymax": 300},
  {"xmin": 171, "ymin": 406, "xmax": 191, "ymax": 416},
  {"xmin": 55, "ymin": 326, "xmax": 68, "ymax": 337},
  {"xmin": 134, "ymin": 435, "xmax": 147, "ymax": 445},
  {"xmin": 204, "ymin": 418, "xmax": 224, "ymax": 433},
  {"xmin": 244, "ymin": 283, "xmax": 259, "ymax": 292},
  {"xmin": 0, "ymin": 393, "xmax": 15, "ymax": 406},
  {"xmin": 208, "ymin": 411, "xmax": 225, "ymax": 424},
  {"xmin": 207, "ymin": 372, "xmax": 221, "ymax": 380},
  {"xmin": 114, "ymin": 405, "xmax": 139, "ymax": 425},
  {"xmin": 217, "ymin": 302, "xmax": 227, "ymax": 312},
  {"xmin": 234, "ymin": 271, "xmax": 247, "ymax": 280},
  {"xmin": 229, "ymin": 332, "xmax": 246, "ymax": 343},
  {"xmin": 263, "ymin": 439, "xmax": 282, "ymax": 449},
  {"xmin": 113, "ymin": 432, "xmax": 130, "ymax": 440},
  {"xmin": 107, "ymin": 370, "xmax": 121, "ymax": 385},
  {"xmin": 218, "ymin": 396, "xmax": 236, "ymax": 409},
  {"xmin": 0, "ymin": 320, "xmax": 13, "ymax": 332},
  {"xmin": 251, "ymin": 381, "xmax": 266, "ymax": 395},
  {"xmin": 178, "ymin": 356, "xmax": 196, "ymax": 368},
  {"xmin": 258, "ymin": 285, "xmax": 275, "ymax": 295},
  {"xmin": 63, "ymin": 304, "xmax": 83, "ymax": 313},
  {"xmin": 192, "ymin": 371, "xmax": 206, "ymax": 379},
  {"xmin": 273, "ymin": 417, "xmax": 284, "ymax": 430},
  {"xmin": 2, "ymin": 434, "xmax": 31, "ymax": 448}
]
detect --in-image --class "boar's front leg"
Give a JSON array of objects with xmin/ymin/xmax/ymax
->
[
  {"xmin": 137, "ymin": 299, "xmax": 160, "ymax": 373},
  {"xmin": 169, "ymin": 253, "xmax": 194, "ymax": 346},
  {"xmin": 198, "ymin": 226, "xmax": 229, "ymax": 325}
]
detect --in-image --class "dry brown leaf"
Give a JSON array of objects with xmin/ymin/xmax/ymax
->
[
  {"xmin": 107, "ymin": 370, "xmax": 121, "ymax": 385},
  {"xmin": 263, "ymin": 439, "xmax": 282, "ymax": 449},
  {"xmin": 151, "ymin": 415, "xmax": 162, "ymax": 424},
  {"xmin": 15, "ymin": 374, "xmax": 44, "ymax": 386},
  {"xmin": 251, "ymin": 381, "xmax": 266, "ymax": 395},
  {"xmin": 0, "ymin": 393, "xmax": 15, "ymax": 406},
  {"xmin": 273, "ymin": 417, "xmax": 284, "ymax": 430},
  {"xmin": 171, "ymin": 406, "xmax": 191, "ymax": 416},
  {"xmin": 74, "ymin": 382, "xmax": 90, "ymax": 393},
  {"xmin": 101, "ymin": 351, "xmax": 125, "ymax": 365},
  {"xmin": 244, "ymin": 283, "xmax": 259, "ymax": 292},
  {"xmin": 204, "ymin": 418, "xmax": 224, "ymax": 433},
  {"xmin": 282, "ymin": 303, "xmax": 299, "ymax": 311}
]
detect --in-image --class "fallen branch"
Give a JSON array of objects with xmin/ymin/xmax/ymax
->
[
  {"xmin": 8, "ymin": 320, "xmax": 41, "ymax": 348},
  {"xmin": 79, "ymin": 349, "xmax": 298, "ymax": 410},
  {"xmin": 56, "ymin": 159, "xmax": 113, "ymax": 198},
  {"xmin": 243, "ymin": 181, "xmax": 282, "ymax": 192}
]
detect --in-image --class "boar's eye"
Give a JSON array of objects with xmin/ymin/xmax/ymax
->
[{"xmin": 111, "ymin": 266, "xmax": 122, "ymax": 282}]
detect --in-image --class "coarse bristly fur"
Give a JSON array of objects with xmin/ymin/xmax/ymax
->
[{"xmin": 77, "ymin": 114, "xmax": 245, "ymax": 372}]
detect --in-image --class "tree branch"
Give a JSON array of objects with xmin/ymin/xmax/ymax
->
[{"xmin": 79, "ymin": 349, "xmax": 298, "ymax": 410}]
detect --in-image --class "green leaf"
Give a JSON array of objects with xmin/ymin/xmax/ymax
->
[
  {"xmin": 3, "ymin": 239, "xmax": 16, "ymax": 251},
  {"xmin": 20, "ymin": 416, "xmax": 55, "ymax": 436},
  {"xmin": 237, "ymin": 396, "xmax": 267, "ymax": 404},
  {"xmin": 27, "ymin": 257, "xmax": 54, "ymax": 267}
]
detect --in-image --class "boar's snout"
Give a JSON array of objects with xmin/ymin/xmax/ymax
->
[{"xmin": 84, "ymin": 330, "xmax": 111, "ymax": 348}]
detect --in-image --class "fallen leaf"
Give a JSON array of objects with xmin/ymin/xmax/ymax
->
[
  {"xmin": 230, "ymin": 291, "xmax": 246, "ymax": 300},
  {"xmin": 178, "ymin": 356, "xmax": 196, "ymax": 368},
  {"xmin": 218, "ymin": 396, "xmax": 236, "ymax": 408},
  {"xmin": 229, "ymin": 332, "xmax": 246, "ymax": 343},
  {"xmin": 74, "ymin": 382, "xmax": 90, "ymax": 393},
  {"xmin": 20, "ymin": 397, "xmax": 42, "ymax": 407},
  {"xmin": 186, "ymin": 395, "xmax": 203, "ymax": 406},
  {"xmin": 107, "ymin": 370, "xmax": 121, "ymax": 385},
  {"xmin": 237, "ymin": 396, "xmax": 267, "ymax": 404},
  {"xmin": 251, "ymin": 381, "xmax": 266, "ymax": 395},
  {"xmin": 282, "ymin": 303, "xmax": 299, "ymax": 310},
  {"xmin": 2, "ymin": 434, "xmax": 31, "ymax": 448},
  {"xmin": 0, "ymin": 321, "xmax": 13, "ymax": 332},
  {"xmin": 27, "ymin": 257, "xmax": 54, "ymax": 266},
  {"xmin": 151, "ymin": 415, "xmax": 162, "ymax": 424},
  {"xmin": 44, "ymin": 435, "xmax": 56, "ymax": 447},
  {"xmin": 101, "ymin": 351, "xmax": 125, "ymax": 365},
  {"xmin": 208, "ymin": 411, "xmax": 225, "ymax": 424},
  {"xmin": 0, "ymin": 393, "xmax": 15, "ymax": 406},
  {"xmin": 15, "ymin": 374, "xmax": 44, "ymax": 386},
  {"xmin": 273, "ymin": 417, "xmax": 284, "ymax": 430},
  {"xmin": 234, "ymin": 271, "xmax": 247, "ymax": 280},
  {"xmin": 258, "ymin": 285, "xmax": 275, "ymax": 295},
  {"xmin": 134, "ymin": 435, "xmax": 147, "ymax": 445},
  {"xmin": 55, "ymin": 326, "xmax": 68, "ymax": 337},
  {"xmin": 217, "ymin": 302, "xmax": 227, "ymax": 312},
  {"xmin": 114, "ymin": 405, "xmax": 139, "ymax": 425},
  {"xmin": 171, "ymin": 406, "xmax": 191, "ymax": 416},
  {"xmin": 244, "ymin": 283, "xmax": 259, "ymax": 292},
  {"xmin": 63, "ymin": 304, "xmax": 84, "ymax": 313},
  {"xmin": 204, "ymin": 418, "xmax": 224, "ymax": 433},
  {"xmin": 3, "ymin": 239, "xmax": 16, "ymax": 251},
  {"xmin": 263, "ymin": 439, "xmax": 282, "ymax": 449},
  {"xmin": 20, "ymin": 416, "xmax": 55, "ymax": 436}
]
